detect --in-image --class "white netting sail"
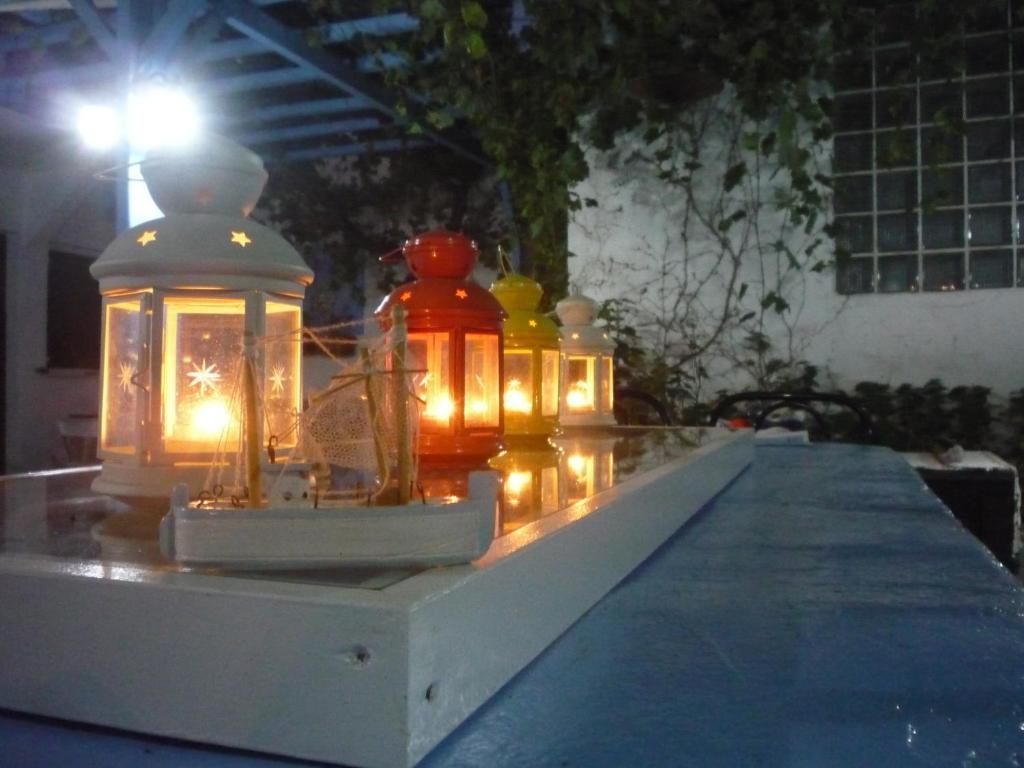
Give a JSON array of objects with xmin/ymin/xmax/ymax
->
[
  {"xmin": 199, "ymin": 315, "xmax": 420, "ymax": 506},
  {"xmin": 299, "ymin": 333, "xmax": 420, "ymax": 500}
]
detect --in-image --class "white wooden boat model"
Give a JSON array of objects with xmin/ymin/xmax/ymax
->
[{"xmin": 159, "ymin": 471, "xmax": 497, "ymax": 569}]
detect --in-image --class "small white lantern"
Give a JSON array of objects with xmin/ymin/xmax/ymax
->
[
  {"xmin": 556, "ymin": 294, "xmax": 616, "ymax": 427},
  {"xmin": 89, "ymin": 135, "xmax": 313, "ymax": 507}
]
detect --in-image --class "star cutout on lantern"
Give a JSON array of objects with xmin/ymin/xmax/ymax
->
[
  {"xmin": 269, "ymin": 365, "xmax": 287, "ymax": 395},
  {"xmin": 571, "ymin": 332, "xmax": 580, "ymax": 340},
  {"xmin": 400, "ymin": 290, "xmax": 413, "ymax": 302},
  {"xmin": 186, "ymin": 358, "xmax": 222, "ymax": 395},
  {"xmin": 118, "ymin": 361, "xmax": 135, "ymax": 393},
  {"xmin": 137, "ymin": 230, "xmax": 157, "ymax": 246},
  {"xmin": 230, "ymin": 230, "xmax": 252, "ymax": 248},
  {"xmin": 454, "ymin": 288, "xmax": 468, "ymax": 299},
  {"xmin": 528, "ymin": 319, "xmax": 538, "ymax": 328}
]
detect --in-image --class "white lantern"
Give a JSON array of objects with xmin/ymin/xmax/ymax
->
[
  {"xmin": 556, "ymin": 294, "xmax": 616, "ymax": 427},
  {"xmin": 89, "ymin": 135, "xmax": 313, "ymax": 507}
]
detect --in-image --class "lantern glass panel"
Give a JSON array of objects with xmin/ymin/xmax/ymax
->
[
  {"xmin": 504, "ymin": 470, "xmax": 532, "ymax": 511},
  {"xmin": 566, "ymin": 451, "xmax": 595, "ymax": 502},
  {"xmin": 541, "ymin": 349, "xmax": 559, "ymax": 417},
  {"xmin": 162, "ymin": 296, "xmax": 245, "ymax": 453},
  {"xmin": 464, "ymin": 333, "xmax": 500, "ymax": 427},
  {"xmin": 600, "ymin": 451, "xmax": 614, "ymax": 491},
  {"xmin": 100, "ymin": 296, "xmax": 143, "ymax": 454},
  {"xmin": 600, "ymin": 356, "xmax": 614, "ymax": 412},
  {"xmin": 541, "ymin": 466, "xmax": 559, "ymax": 514},
  {"xmin": 503, "ymin": 350, "xmax": 533, "ymax": 415},
  {"xmin": 265, "ymin": 301, "xmax": 302, "ymax": 448},
  {"xmin": 407, "ymin": 332, "xmax": 452, "ymax": 428},
  {"xmin": 566, "ymin": 356, "xmax": 596, "ymax": 412}
]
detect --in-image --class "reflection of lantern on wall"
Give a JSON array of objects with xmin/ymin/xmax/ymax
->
[
  {"xmin": 556, "ymin": 294, "xmax": 616, "ymax": 426},
  {"xmin": 375, "ymin": 231, "xmax": 506, "ymax": 462},
  {"xmin": 489, "ymin": 440, "xmax": 562, "ymax": 534},
  {"xmin": 90, "ymin": 136, "xmax": 313, "ymax": 507},
  {"xmin": 490, "ymin": 274, "xmax": 560, "ymax": 438},
  {"xmin": 553, "ymin": 436, "xmax": 617, "ymax": 505}
]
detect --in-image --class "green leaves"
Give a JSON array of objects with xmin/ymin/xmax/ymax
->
[
  {"xmin": 461, "ymin": 2, "xmax": 487, "ymax": 29},
  {"xmin": 723, "ymin": 162, "xmax": 747, "ymax": 192},
  {"xmin": 465, "ymin": 30, "xmax": 487, "ymax": 58},
  {"xmin": 419, "ymin": 0, "xmax": 445, "ymax": 21}
]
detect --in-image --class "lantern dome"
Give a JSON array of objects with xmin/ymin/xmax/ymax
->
[
  {"xmin": 90, "ymin": 135, "xmax": 312, "ymax": 295},
  {"xmin": 555, "ymin": 294, "xmax": 613, "ymax": 351},
  {"xmin": 491, "ymin": 274, "xmax": 559, "ymax": 342},
  {"xmin": 403, "ymin": 230, "xmax": 479, "ymax": 279},
  {"xmin": 142, "ymin": 134, "xmax": 268, "ymax": 217},
  {"xmin": 375, "ymin": 230, "xmax": 505, "ymax": 325}
]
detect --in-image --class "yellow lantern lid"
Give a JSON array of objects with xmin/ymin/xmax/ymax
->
[{"xmin": 490, "ymin": 274, "xmax": 560, "ymax": 346}]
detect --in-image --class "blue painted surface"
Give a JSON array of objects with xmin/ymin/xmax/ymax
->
[{"xmin": 3, "ymin": 444, "xmax": 1024, "ymax": 766}]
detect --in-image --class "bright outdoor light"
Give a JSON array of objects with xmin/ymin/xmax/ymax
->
[
  {"xmin": 75, "ymin": 85, "xmax": 199, "ymax": 153},
  {"xmin": 76, "ymin": 104, "xmax": 121, "ymax": 149},
  {"xmin": 127, "ymin": 84, "xmax": 200, "ymax": 148}
]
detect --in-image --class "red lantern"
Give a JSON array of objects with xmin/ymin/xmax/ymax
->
[{"xmin": 375, "ymin": 231, "xmax": 506, "ymax": 463}]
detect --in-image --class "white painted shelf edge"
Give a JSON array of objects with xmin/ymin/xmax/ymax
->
[{"xmin": 0, "ymin": 429, "xmax": 753, "ymax": 768}]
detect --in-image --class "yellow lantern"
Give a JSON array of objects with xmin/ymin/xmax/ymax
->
[
  {"xmin": 90, "ymin": 136, "xmax": 313, "ymax": 507},
  {"xmin": 556, "ymin": 294, "xmax": 616, "ymax": 427},
  {"xmin": 490, "ymin": 273, "xmax": 561, "ymax": 438},
  {"xmin": 489, "ymin": 440, "xmax": 563, "ymax": 534}
]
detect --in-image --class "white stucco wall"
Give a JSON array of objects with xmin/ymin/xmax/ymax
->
[
  {"xmin": 0, "ymin": 147, "xmax": 112, "ymax": 471},
  {"xmin": 568, "ymin": 115, "xmax": 1024, "ymax": 398}
]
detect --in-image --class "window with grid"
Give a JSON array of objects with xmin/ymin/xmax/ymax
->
[{"xmin": 834, "ymin": 3, "xmax": 1024, "ymax": 294}]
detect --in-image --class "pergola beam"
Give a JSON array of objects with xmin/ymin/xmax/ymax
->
[
  {"xmin": 239, "ymin": 116, "xmax": 382, "ymax": 145},
  {"xmin": 138, "ymin": 0, "xmax": 209, "ymax": 72},
  {"xmin": 203, "ymin": 65, "xmax": 317, "ymax": 95},
  {"xmin": 0, "ymin": 18, "xmax": 82, "ymax": 53},
  {"xmin": 216, "ymin": 0, "xmax": 485, "ymax": 165},
  {"xmin": 225, "ymin": 96, "xmax": 373, "ymax": 125},
  {"xmin": 67, "ymin": 0, "xmax": 118, "ymax": 59},
  {"xmin": 281, "ymin": 137, "xmax": 430, "ymax": 163}
]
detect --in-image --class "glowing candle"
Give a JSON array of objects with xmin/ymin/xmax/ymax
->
[
  {"xmin": 505, "ymin": 470, "xmax": 532, "ymax": 507},
  {"xmin": 188, "ymin": 398, "xmax": 233, "ymax": 440},
  {"xmin": 566, "ymin": 381, "xmax": 591, "ymax": 410},
  {"xmin": 424, "ymin": 393, "xmax": 455, "ymax": 423},
  {"xmin": 567, "ymin": 453, "xmax": 588, "ymax": 479},
  {"xmin": 504, "ymin": 379, "xmax": 532, "ymax": 414}
]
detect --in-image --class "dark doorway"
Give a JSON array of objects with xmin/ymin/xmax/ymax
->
[{"xmin": 0, "ymin": 233, "xmax": 6, "ymax": 472}]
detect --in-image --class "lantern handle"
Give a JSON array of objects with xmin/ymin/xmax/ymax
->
[
  {"xmin": 378, "ymin": 246, "xmax": 404, "ymax": 264},
  {"xmin": 498, "ymin": 245, "xmax": 515, "ymax": 277}
]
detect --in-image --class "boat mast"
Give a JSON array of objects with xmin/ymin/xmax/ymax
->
[
  {"xmin": 392, "ymin": 304, "xmax": 411, "ymax": 504},
  {"xmin": 243, "ymin": 329, "xmax": 263, "ymax": 508}
]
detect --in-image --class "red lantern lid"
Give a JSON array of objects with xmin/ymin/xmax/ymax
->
[
  {"xmin": 375, "ymin": 230, "xmax": 505, "ymax": 329},
  {"xmin": 403, "ymin": 230, "xmax": 478, "ymax": 279}
]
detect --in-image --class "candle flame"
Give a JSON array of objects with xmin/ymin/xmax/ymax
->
[
  {"xmin": 567, "ymin": 453, "xmax": 588, "ymax": 478},
  {"xmin": 566, "ymin": 380, "xmax": 591, "ymax": 409},
  {"xmin": 424, "ymin": 394, "xmax": 454, "ymax": 423},
  {"xmin": 188, "ymin": 398, "xmax": 233, "ymax": 440},
  {"xmin": 506, "ymin": 470, "xmax": 532, "ymax": 506},
  {"xmin": 504, "ymin": 379, "xmax": 532, "ymax": 414}
]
